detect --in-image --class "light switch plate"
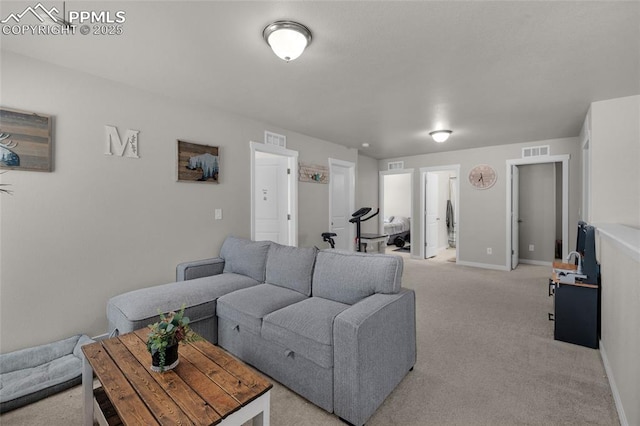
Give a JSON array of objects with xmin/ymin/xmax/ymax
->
[{"xmin": 215, "ymin": 209, "xmax": 222, "ymax": 220}]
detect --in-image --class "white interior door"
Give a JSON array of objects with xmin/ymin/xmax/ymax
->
[
  {"xmin": 425, "ymin": 172, "xmax": 439, "ymax": 258},
  {"xmin": 254, "ymin": 152, "xmax": 289, "ymax": 244},
  {"xmin": 511, "ymin": 165, "xmax": 520, "ymax": 269},
  {"xmin": 329, "ymin": 160, "xmax": 355, "ymax": 251}
]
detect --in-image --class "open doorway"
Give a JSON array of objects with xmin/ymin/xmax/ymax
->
[
  {"xmin": 379, "ymin": 170, "xmax": 413, "ymax": 253},
  {"xmin": 515, "ymin": 163, "xmax": 562, "ymax": 266},
  {"xmin": 250, "ymin": 141, "xmax": 298, "ymax": 246},
  {"xmin": 420, "ymin": 165, "xmax": 460, "ymax": 261},
  {"xmin": 506, "ymin": 155, "xmax": 569, "ymax": 270}
]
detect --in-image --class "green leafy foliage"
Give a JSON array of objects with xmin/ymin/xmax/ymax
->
[{"xmin": 146, "ymin": 304, "xmax": 200, "ymax": 371}]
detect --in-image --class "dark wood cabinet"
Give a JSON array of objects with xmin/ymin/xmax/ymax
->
[{"xmin": 553, "ymin": 282, "xmax": 599, "ymax": 349}]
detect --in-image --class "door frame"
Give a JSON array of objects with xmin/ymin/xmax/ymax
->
[
  {"xmin": 511, "ymin": 165, "xmax": 520, "ymax": 269},
  {"xmin": 379, "ymin": 169, "xmax": 414, "ymax": 254},
  {"xmin": 420, "ymin": 165, "xmax": 461, "ymax": 261},
  {"xmin": 250, "ymin": 141, "xmax": 298, "ymax": 246},
  {"xmin": 328, "ymin": 158, "xmax": 355, "ymax": 251},
  {"xmin": 505, "ymin": 154, "xmax": 569, "ymax": 270}
]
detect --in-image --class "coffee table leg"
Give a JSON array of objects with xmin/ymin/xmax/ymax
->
[
  {"xmin": 253, "ymin": 391, "xmax": 270, "ymax": 426},
  {"xmin": 82, "ymin": 355, "xmax": 94, "ymax": 426}
]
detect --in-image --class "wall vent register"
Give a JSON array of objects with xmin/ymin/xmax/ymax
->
[
  {"xmin": 388, "ymin": 161, "xmax": 404, "ymax": 170},
  {"xmin": 264, "ymin": 131, "xmax": 286, "ymax": 148},
  {"xmin": 522, "ymin": 145, "xmax": 550, "ymax": 158}
]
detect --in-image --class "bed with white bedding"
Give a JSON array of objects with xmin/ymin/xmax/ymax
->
[{"xmin": 383, "ymin": 216, "xmax": 411, "ymax": 247}]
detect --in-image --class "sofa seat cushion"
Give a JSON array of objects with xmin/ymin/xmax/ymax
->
[
  {"xmin": 265, "ymin": 243, "xmax": 317, "ymax": 296},
  {"xmin": 262, "ymin": 297, "xmax": 350, "ymax": 369},
  {"xmin": 217, "ymin": 284, "xmax": 308, "ymax": 335},
  {"xmin": 107, "ymin": 272, "xmax": 259, "ymax": 334},
  {"xmin": 220, "ymin": 236, "xmax": 271, "ymax": 282}
]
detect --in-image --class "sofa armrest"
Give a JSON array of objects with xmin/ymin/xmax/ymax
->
[
  {"xmin": 333, "ymin": 289, "xmax": 416, "ymax": 426},
  {"xmin": 176, "ymin": 257, "xmax": 225, "ymax": 281}
]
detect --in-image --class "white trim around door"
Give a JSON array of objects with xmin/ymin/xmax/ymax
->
[
  {"xmin": 419, "ymin": 165, "xmax": 461, "ymax": 262},
  {"xmin": 505, "ymin": 154, "xmax": 569, "ymax": 270}
]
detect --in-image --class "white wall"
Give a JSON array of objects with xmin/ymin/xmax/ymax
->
[
  {"xmin": 590, "ymin": 95, "xmax": 640, "ymax": 228},
  {"xmin": 356, "ymin": 154, "xmax": 379, "ymax": 234},
  {"xmin": 383, "ymin": 173, "xmax": 411, "ymax": 219},
  {"xmin": 598, "ymin": 231, "xmax": 639, "ymax": 426},
  {"xmin": 586, "ymin": 95, "xmax": 640, "ymax": 426},
  {"xmin": 379, "ymin": 138, "xmax": 581, "ymax": 268},
  {"xmin": 0, "ymin": 52, "xmax": 357, "ymax": 352}
]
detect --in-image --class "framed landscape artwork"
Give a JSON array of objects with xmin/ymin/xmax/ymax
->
[
  {"xmin": 0, "ymin": 107, "xmax": 53, "ymax": 172},
  {"xmin": 177, "ymin": 140, "xmax": 219, "ymax": 183}
]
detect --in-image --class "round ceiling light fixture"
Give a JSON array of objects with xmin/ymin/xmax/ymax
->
[
  {"xmin": 263, "ymin": 20, "xmax": 312, "ymax": 62},
  {"xmin": 429, "ymin": 130, "xmax": 453, "ymax": 143}
]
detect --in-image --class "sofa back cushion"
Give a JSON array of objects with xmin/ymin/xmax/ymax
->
[
  {"xmin": 220, "ymin": 236, "xmax": 271, "ymax": 282},
  {"xmin": 266, "ymin": 243, "xmax": 317, "ymax": 296},
  {"xmin": 312, "ymin": 250, "xmax": 403, "ymax": 305}
]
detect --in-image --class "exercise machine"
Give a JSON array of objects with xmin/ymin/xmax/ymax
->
[
  {"xmin": 321, "ymin": 232, "xmax": 336, "ymax": 249},
  {"xmin": 349, "ymin": 207, "xmax": 379, "ymax": 252}
]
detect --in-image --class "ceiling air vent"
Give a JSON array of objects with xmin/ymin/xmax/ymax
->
[
  {"xmin": 388, "ymin": 161, "xmax": 404, "ymax": 170},
  {"xmin": 522, "ymin": 145, "xmax": 550, "ymax": 158},
  {"xmin": 264, "ymin": 131, "xmax": 286, "ymax": 148}
]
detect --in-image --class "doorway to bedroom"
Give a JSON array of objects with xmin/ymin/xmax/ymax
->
[{"xmin": 379, "ymin": 169, "xmax": 414, "ymax": 254}]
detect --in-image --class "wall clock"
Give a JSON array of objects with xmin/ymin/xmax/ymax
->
[{"xmin": 468, "ymin": 164, "xmax": 497, "ymax": 189}]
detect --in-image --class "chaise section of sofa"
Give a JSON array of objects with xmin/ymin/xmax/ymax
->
[{"xmin": 106, "ymin": 236, "xmax": 270, "ymax": 343}]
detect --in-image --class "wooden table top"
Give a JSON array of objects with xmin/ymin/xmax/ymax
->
[{"xmin": 82, "ymin": 329, "xmax": 272, "ymax": 426}]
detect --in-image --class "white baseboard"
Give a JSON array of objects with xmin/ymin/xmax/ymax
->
[
  {"xmin": 456, "ymin": 260, "xmax": 510, "ymax": 271},
  {"xmin": 518, "ymin": 259, "xmax": 552, "ymax": 267},
  {"xmin": 600, "ymin": 340, "xmax": 628, "ymax": 426}
]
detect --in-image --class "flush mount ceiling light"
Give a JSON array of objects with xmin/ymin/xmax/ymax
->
[
  {"xmin": 263, "ymin": 20, "xmax": 312, "ymax": 62},
  {"xmin": 429, "ymin": 130, "xmax": 453, "ymax": 143}
]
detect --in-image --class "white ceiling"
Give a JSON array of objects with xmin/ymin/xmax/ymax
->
[{"xmin": 2, "ymin": 1, "xmax": 639, "ymax": 159}]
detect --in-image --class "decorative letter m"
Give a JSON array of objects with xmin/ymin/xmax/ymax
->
[{"xmin": 105, "ymin": 125, "xmax": 140, "ymax": 158}]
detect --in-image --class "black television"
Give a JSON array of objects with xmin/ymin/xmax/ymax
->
[{"xmin": 576, "ymin": 221, "xmax": 599, "ymax": 284}]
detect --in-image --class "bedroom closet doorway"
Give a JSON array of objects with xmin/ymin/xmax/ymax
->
[
  {"xmin": 379, "ymin": 169, "xmax": 414, "ymax": 254},
  {"xmin": 506, "ymin": 154, "xmax": 569, "ymax": 270},
  {"xmin": 250, "ymin": 141, "xmax": 298, "ymax": 246},
  {"xmin": 420, "ymin": 165, "xmax": 460, "ymax": 261}
]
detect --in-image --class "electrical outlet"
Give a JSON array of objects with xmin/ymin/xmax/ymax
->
[
  {"xmin": 214, "ymin": 209, "xmax": 222, "ymax": 220},
  {"xmin": 529, "ymin": 244, "xmax": 535, "ymax": 251},
  {"xmin": 486, "ymin": 247, "xmax": 492, "ymax": 255}
]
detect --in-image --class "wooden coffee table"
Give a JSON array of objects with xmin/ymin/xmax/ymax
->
[{"xmin": 82, "ymin": 329, "xmax": 272, "ymax": 425}]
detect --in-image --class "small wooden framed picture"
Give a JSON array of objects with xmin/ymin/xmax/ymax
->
[
  {"xmin": 177, "ymin": 140, "xmax": 219, "ymax": 183},
  {"xmin": 0, "ymin": 107, "xmax": 53, "ymax": 172}
]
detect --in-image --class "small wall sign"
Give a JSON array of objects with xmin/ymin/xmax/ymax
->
[
  {"xmin": 299, "ymin": 162, "xmax": 329, "ymax": 184},
  {"xmin": 105, "ymin": 125, "xmax": 139, "ymax": 158}
]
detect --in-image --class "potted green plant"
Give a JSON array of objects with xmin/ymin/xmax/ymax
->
[{"xmin": 146, "ymin": 304, "xmax": 198, "ymax": 372}]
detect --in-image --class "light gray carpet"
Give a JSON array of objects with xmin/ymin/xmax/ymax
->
[{"xmin": 0, "ymin": 254, "xmax": 618, "ymax": 425}]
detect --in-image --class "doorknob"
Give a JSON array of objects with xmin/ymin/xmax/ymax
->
[{"xmin": 518, "ymin": 219, "xmax": 523, "ymax": 223}]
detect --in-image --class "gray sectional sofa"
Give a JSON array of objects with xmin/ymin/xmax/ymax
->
[{"xmin": 107, "ymin": 236, "xmax": 416, "ymax": 426}]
